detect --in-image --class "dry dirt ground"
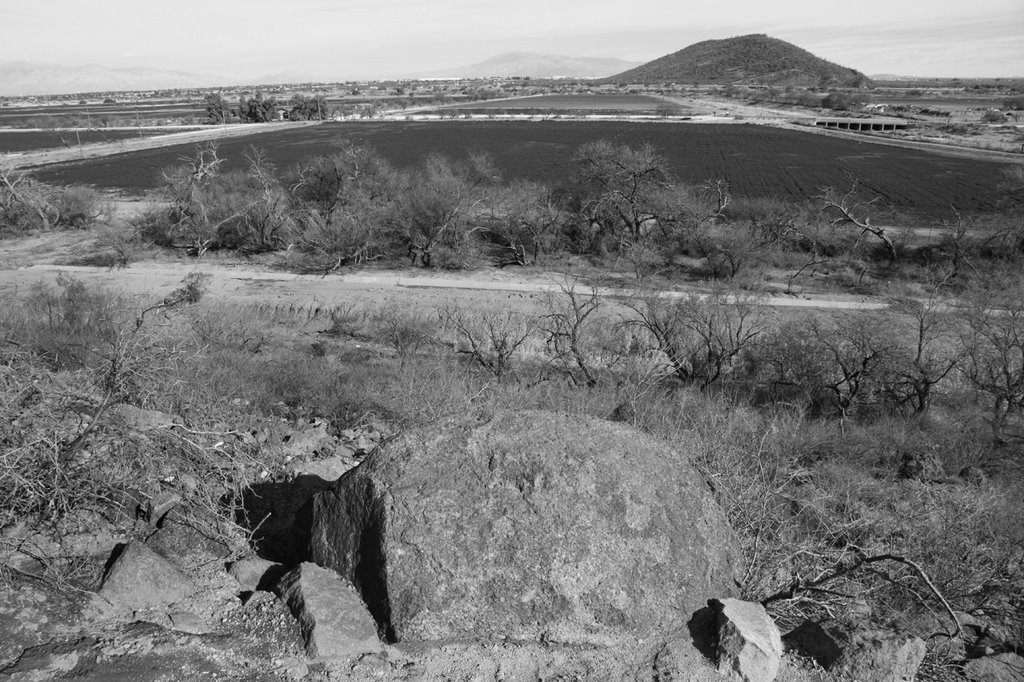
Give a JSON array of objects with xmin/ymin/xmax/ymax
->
[{"xmin": 0, "ymin": 219, "xmax": 892, "ymax": 317}]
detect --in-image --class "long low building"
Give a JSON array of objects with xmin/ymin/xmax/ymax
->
[{"xmin": 814, "ymin": 117, "xmax": 909, "ymax": 132}]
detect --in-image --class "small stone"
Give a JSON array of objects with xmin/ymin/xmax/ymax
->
[
  {"xmin": 168, "ymin": 611, "xmax": 210, "ymax": 634},
  {"xmin": 145, "ymin": 491, "xmax": 181, "ymax": 526},
  {"xmin": 228, "ymin": 557, "xmax": 287, "ymax": 592},
  {"xmin": 275, "ymin": 562, "xmax": 382, "ymax": 661},
  {"xmin": 98, "ymin": 541, "xmax": 193, "ymax": 610},
  {"xmin": 288, "ymin": 455, "xmax": 359, "ymax": 482},
  {"xmin": 713, "ymin": 598, "xmax": 783, "ymax": 682},
  {"xmin": 275, "ymin": 656, "xmax": 310, "ymax": 680}
]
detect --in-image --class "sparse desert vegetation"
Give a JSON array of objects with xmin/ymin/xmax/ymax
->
[{"xmin": 3, "ymin": 47, "xmax": 1024, "ymax": 680}]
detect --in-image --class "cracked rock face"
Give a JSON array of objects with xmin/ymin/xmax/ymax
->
[{"xmin": 310, "ymin": 409, "xmax": 740, "ymax": 645}]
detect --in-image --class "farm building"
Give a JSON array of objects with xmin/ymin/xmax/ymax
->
[{"xmin": 814, "ymin": 117, "xmax": 908, "ymax": 132}]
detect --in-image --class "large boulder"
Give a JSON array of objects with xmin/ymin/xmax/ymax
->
[{"xmin": 310, "ymin": 410, "xmax": 739, "ymax": 646}]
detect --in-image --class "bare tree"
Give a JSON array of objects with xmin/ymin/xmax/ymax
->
[
  {"xmin": 440, "ymin": 305, "xmax": 534, "ymax": 381},
  {"xmin": 0, "ymin": 168, "xmax": 52, "ymax": 232},
  {"xmin": 623, "ymin": 289, "xmax": 765, "ymax": 389},
  {"xmin": 959, "ymin": 280, "xmax": 1024, "ymax": 443},
  {"xmin": 888, "ymin": 285, "xmax": 965, "ymax": 415},
  {"xmin": 819, "ymin": 181, "xmax": 897, "ymax": 261},
  {"xmin": 538, "ymin": 280, "xmax": 603, "ymax": 386},
  {"xmin": 572, "ymin": 140, "xmax": 671, "ymax": 244},
  {"xmin": 393, "ymin": 154, "xmax": 492, "ymax": 267},
  {"xmin": 485, "ymin": 180, "xmax": 563, "ymax": 267}
]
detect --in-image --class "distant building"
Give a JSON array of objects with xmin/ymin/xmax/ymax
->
[{"xmin": 814, "ymin": 117, "xmax": 908, "ymax": 132}]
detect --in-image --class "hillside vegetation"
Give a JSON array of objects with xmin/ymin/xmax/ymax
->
[{"xmin": 612, "ymin": 34, "xmax": 870, "ymax": 87}]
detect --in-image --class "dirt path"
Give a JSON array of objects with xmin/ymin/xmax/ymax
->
[
  {"xmin": 0, "ymin": 121, "xmax": 321, "ymax": 171},
  {"xmin": 0, "ymin": 258, "xmax": 889, "ymax": 313}
]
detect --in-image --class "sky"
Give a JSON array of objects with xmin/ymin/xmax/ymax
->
[{"xmin": 1, "ymin": 0, "xmax": 1021, "ymax": 81}]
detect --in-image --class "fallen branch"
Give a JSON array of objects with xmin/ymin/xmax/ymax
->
[{"xmin": 762, "ymin": 547, "xmax": 962, "ymax": 640}]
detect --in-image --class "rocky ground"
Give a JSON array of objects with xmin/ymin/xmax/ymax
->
[{"xmin": 5, "ymin": 402, "xmax": 1020, "ymax": 681}]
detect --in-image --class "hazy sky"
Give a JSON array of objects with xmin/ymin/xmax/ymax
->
[{"xmin": 2, "ymin": 0, "xmax": 1021, "ymax": 80}]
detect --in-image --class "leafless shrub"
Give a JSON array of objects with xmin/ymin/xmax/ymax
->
[
  {"xmin": 369, "ymin": 302, "xmax": 435, "ymax": 366},
  {"xmin": 440, "ymin": 304, "xmax": 535, "ymax": 381},
  {"xmin": 756, "ymin": 313, "xmax": 904, "ymax": 419},
  {"xmin": 958, "ymin": 281, "xmax": 1024, "ymax": 444},
  {"xmin": 622, "ymin": 288, "xmax": 765, "ymax": 389},
  {"xmin": 538, "ymin": 280, "xmax": 603, "ymax": 386},
  {"xmin": 321, "ymin": 303, "xmax": 366, "ymax": 338}
]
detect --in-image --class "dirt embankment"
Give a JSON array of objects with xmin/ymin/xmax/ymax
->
[{"xmin": 0, "ymin": 121, "xmax": 321, "ymax": 171}]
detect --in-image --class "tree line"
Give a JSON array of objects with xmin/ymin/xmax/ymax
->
[{"xmin": 204, "ymin": 93, "xmax": 328, "ymax": 123}]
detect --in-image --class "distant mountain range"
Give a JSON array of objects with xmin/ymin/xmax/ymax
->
[
  {"xmin": 414, "ymin": 52, "xmax": 643, "ymax": 79},
  {"xmin": 611, "ymin": 34, "xmax": 870, "ymax": 87},
  {"xmin": 0, "ymin": 36, "xmax": 871, "ymax": 97},
  {"xmin": 0, "ymin": 61, "xmax": 228, "ymax": 96}
]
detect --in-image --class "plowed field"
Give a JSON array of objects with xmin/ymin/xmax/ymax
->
[{"xmin": 30, "ymin": 121, "xmax": 1022, "ymax": 220}]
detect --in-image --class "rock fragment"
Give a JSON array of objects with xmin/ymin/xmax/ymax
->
[
  {"xmin": 275, "ymin": 562, "xmax": 382, "ymax": 661},
  {"xmin": 713, "ymin": 598, "xmax": 782, "ymax": 682},
  {"xmin": 97, "ymin": 541, "xmax": 193, "ymax": 610}
]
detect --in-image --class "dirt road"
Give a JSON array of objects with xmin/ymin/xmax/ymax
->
[
  {"xmin": 0, "ymin": 121, "xmax": 320, "ymax": 171},
  {"xmin": 0, "ymin": 258, "xmax": 889, "ymax": 315}
]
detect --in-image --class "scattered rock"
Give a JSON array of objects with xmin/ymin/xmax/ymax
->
[
  {"xmin": 228, "ymin": 556, "xmax": 287, "ymax": 593},
  {"xmin": 713, "ymin": 598, "xmax": 782, "ymax": 682},
  {"xmin": 964, "ymin": 653, "xmax": 1024, "ymax": 682},
  {"xmin": 275, "ymin": 562, "xmax": 382, "ymax": 661},
  {"xmin": 281, "ymin": 420, "xmax": 336, "ymax": 460},
  {"xmin": 785, "ymin": 620, "xmax": 925, "ymax": 681},
  {"xmin": 311, "ymin": 410, "xmax": 739, "ymax": 647},
  {"xmin": 98, "ymin": 541, "xmax": 194, "ymax": 611}
]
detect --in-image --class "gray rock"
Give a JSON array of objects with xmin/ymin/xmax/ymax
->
[
  {"xmin": 144, "ymin": 491, "xmax": 181, "ymax": 526},
  {"xmin": 228, "ymin": 556, "xmax": 287, "ymax": 593},
  {"xmin": 275, "ymin": 562, "xmax": 382, "ymax": 661},
  {"xmin": 98, "ymin": 541, "xmax": 193, "ymax": 610},
  {"xmin": 785, "ymin": 620, "xmax": 925, "ymax": 681},
  {"xmin": 714, "ymin": 598, "xmax": 782, "ymax": 682},
  {"xmin": 965, "ymin": 653, "xmax": 1024, "ymax": 682},
  {"xmin": 311, "ymin": 410, "xmax": 739, "ymax": 645},
  {"xmin": 168, "ymin": 611, "xmax": 210, "ymax": 634},
  {"xmin": 287, "ymin": 455, "xmax": 359, "ymax": 482}
]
